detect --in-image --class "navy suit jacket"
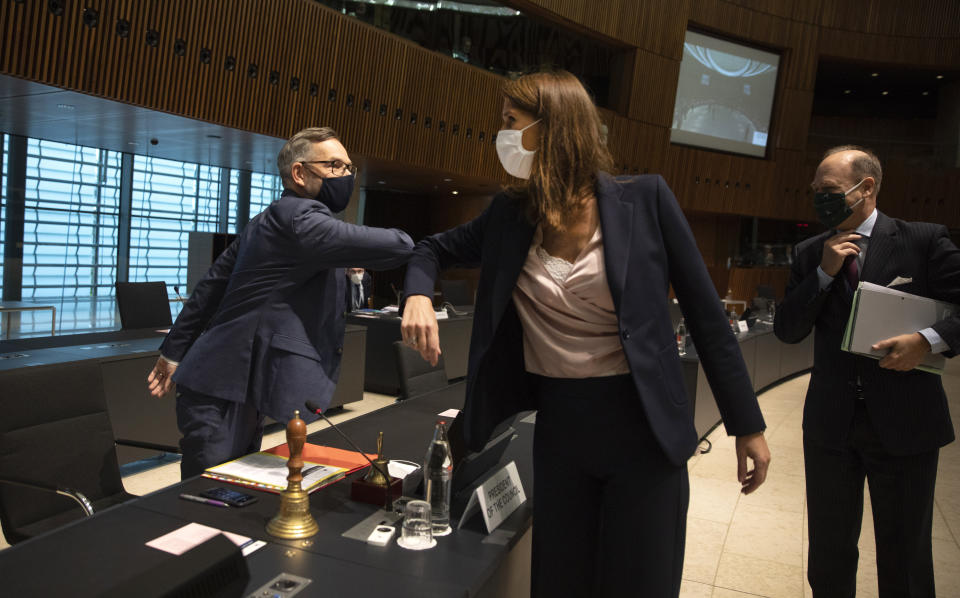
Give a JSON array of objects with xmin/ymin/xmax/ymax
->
[
  {"xmin": 404, "ymin": 173, "xmax": 765, "ymax": 466},
  {"xmin": 775, "ymin": 211, "xmax": 957, "ymax": 455},
  {"xmin": 161, "ymin": 190, "xmax": 413, "ymax": 422}
]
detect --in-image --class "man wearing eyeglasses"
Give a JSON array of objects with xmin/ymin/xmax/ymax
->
[{"xmin": 146, "ymin": 127, "xmax": 413, "ymax": 479}]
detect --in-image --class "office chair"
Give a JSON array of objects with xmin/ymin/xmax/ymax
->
[
  {"xmin": 439, "ymin": 279, "xmax": 473, "ymax": 306},
  {"xmin": 393, "ymin": 340, "xmax": 448, "ymax": 400},
  {"xmin": 115, "ymin": 281, "xmax": 173, "ymax": 330},
  {"xmin": 0, "ymin": 361, "xmax": 179, "ymax": 544},
  {"xmin": 756, "ymin": 284, "xmax": 776, "ymax": 302}
]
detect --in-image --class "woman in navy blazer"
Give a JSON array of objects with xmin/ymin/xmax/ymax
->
[{"xmin": 402, "ymin": 71, "xmax": 769, "ymax": 597}]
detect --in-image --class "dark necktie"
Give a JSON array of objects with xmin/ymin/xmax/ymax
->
[
  {"xmin": 843, "ymin": 253, "xmax": 859, "ymax": 292},
  {"xmin": 842, "ymin": 236, "xmax": 868, "ymax": 295}
]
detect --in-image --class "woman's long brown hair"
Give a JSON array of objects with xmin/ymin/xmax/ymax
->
[{"xmin": 502, "ymin": 70, "xmax": 613, "ymax": 231}]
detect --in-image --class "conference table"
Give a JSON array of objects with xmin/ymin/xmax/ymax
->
[
  {"xmin": 0, "ymin": 381, "xmax": 536, "ymax": 597},
  {"xmin": 347, "ymin": 310, "xmax": 473, "ymax": 394}
]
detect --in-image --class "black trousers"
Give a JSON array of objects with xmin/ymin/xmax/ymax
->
[
  {"xmin": 804, "ymin": 400, "xmax": 939, "ymax": 598},
  {"xmin": 530, "ymin": 374, "xmax": 688, "ymax": 598},
  {"xmin": 175, "ymin": 385, "xmax": 265, "ymax": 480}
]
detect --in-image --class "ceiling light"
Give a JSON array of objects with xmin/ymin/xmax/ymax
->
[
  {"xmin": 870, "ymin": 72, "xmax": 879, "ymax": 77},
  {"xmin": 936, "ymin": 74, "xmax": 944, "ymax": 79},
  {"xmin": 452, "ymin": 190, "xmax": 459, "ymax": 195},
  {"xmin": 881, "ymin": 91, "xmax": 889, "ymax": 95},
  {"xmin": 843, "ymin": 89, "xmax": 851, "ymax": 94},
  {"xmin": 922, "ymin": 91, "xmax": 930, "ymax": 96},
  {"xmin": 443, "ymin": 178, "xmax": 453, "ymax": 182},
  {"xmin": 378, "ymin": 180, "xmax": 386, "ymax": 185}
]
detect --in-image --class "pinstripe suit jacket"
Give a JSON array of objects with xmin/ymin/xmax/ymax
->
[{"xmin": 775, "ymin": 211, "xmax": 958, "ymax": 454}]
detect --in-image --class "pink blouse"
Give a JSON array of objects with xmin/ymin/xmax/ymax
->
[{"xmin": 511, "ymin": 224, "xmax": 630, "ymax": 378}]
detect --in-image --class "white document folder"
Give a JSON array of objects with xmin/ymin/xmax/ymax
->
[{"xmin": 842, "ymin": 281, "xmax": 956, "ymax": 374}]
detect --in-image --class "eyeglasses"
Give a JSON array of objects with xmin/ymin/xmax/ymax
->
[{"xmin": 302, "ymin": 159, "xmax": 357, "ymax": 177}]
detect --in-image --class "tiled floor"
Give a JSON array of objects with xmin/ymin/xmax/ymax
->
[
  {"xmin": 3, "ymin": 368, "xmax": 960, "ymax": 597},
  {"xmin": 681, "ymin": 359, "xmax": 960, "ymax": 598}
]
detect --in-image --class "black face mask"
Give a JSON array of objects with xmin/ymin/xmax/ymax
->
[
  {"xmin": 813, "ymin": 179, "xmax": 865, "ymax": 229},
  {"xmin": 315, "ymin": 173, "xmax": 355, "ymax": 213}
]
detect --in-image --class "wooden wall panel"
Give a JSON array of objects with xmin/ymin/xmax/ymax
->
[
  {"xmin": 781, "ymin": 21, "xmax": 821, "ymax": 91},
  {"xmin": 817, "ymin": 0, "xmax": 960, "ymax": 38},
  {"xmin": 725, "ymin": 0, "xmax": 825, "ymax": 22},
  {"xmin": 728, "ymin": 266, "xmax": 791, "ymax": 303},
  {"xmin": 773, "ymin": 88, "xmax": 814, "ymax": 151},
  {"xmin": 628, "ymin": 50, "xmax": 679, "ymax": 127},
  {"xmin": 1, "ymin": 0, "xmax": 957, "ymax": 230},
  {"xmin": 507, "ymin": 0, "xmax": 691, "ymax": 56}
]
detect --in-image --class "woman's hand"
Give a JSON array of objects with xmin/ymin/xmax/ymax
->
[
  {"xmin": 735, "ymin": 432, "xmax": 771, "ymax": 494},
  {"xmin": 401, "ymin": 295, "xmax": 442, "ymax": 366}
]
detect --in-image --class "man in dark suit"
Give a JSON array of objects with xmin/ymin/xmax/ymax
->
[
  {"xmin": 775, "ymin": 146, "xmax": 957, "ymax": 597},
  {"xmin": 146, "ymin": 127, "xmax": 413, "ymax": 478},
  {"xmin": 344, "ymin": 267, "xmax": 372, "ymax": 311}
]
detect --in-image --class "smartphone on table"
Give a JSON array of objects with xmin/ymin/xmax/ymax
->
[{"xmin": 198, "ymin": 486, "xmax": 258, "ymax": 507}]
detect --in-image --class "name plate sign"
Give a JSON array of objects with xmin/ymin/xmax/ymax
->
[{"xmin": 457, "ymin": 461, "xmax": 526, "ymax": 533}]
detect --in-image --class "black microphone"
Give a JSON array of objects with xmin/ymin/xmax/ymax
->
[
  {"xmin": 304, "ymin": 401, "xmax": 395, "ymax": 511},
  {"xmin": 390, "ymin": 282, "xmax": 403, "ymax": 307},
  {"xmin": 439, "ymin": 301, "xmax": 465, "ymax": 316},
  {"xmin": 173, "ymin": 285, "xmax": 184, "ymax": 302}
]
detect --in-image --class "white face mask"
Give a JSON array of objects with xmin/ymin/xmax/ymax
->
[
  {"xmin": 349, "ymin": 272, "xmax": 363, "ymax": 285},
  {"xmin": 495, "ymin": 119, "xmax": 540, "ymax": 179}
]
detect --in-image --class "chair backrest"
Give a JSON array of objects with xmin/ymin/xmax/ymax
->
[
  {"xmin": 115, "ymin": 281, "xmax": 173, "ymax": 330},
  {"xmin": 440, "ymin": 279, "xmax": 473, "ymax": 306},
  {"xmin": 756, "ymin": 284, "xmax": 776, "ymax": 301},
  {"xmin": 0, "ymin": 361, "xmax": 125, "ymax": 544},
  {"xmin": 393, "ymin": 341, "xmax": 448, "ymax": 400}
]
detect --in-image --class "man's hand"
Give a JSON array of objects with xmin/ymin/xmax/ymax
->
[
  {"xmin": 401, "ymin": 295, "xmax": 441, "ymax": 366},
  {"xmin": 873, "ymin": 333, "xmax": 931, "ymax": 371},
  {"xmin": 147, "ymin": 356, "xmax": 177, "ymax": 397},
  {"xmin": 735, "ymin": 432, "xmax": 771, "ymax": 494},
  {"xmin": 820, "ymin": 231, "xmax": 862, "ymax": 276}
]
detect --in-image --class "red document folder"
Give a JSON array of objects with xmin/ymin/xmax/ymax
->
[
  {"xmin": 201, "ymin": 443, "xmax": 374, "ymax": 494},
  {"xmin": 264, "ymin": 443, "xmax": 374, "ymax": 476}
]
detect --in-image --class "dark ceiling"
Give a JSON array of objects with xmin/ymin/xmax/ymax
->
[{"xmin": 812, "ymin": 61, "xmax": 957, "ymax": 119}]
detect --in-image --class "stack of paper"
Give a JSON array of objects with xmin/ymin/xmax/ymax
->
[
  {"xmin": 842, "ymin": 281, "xmax": 956, "ymax": 374},
  {"xmin": 203, "ymin": 443, "xmax": 373, "ymax": 494}
]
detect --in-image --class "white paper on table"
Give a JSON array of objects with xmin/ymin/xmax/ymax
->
[
  {"xmin": 387, "ymin": 460, "xmax": 420, "ymax": 479},
  {"xmin": 146, "ymin": 522, "xmax": 256, "ymax": 556},
  {"xmin": 437, "ymin": 408, "xmax": 460, "ymax": 418}
]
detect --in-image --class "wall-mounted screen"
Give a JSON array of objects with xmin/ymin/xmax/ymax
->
[{"xmin": 670, "ymin": 30, "xmax": 780, "ymax": 158}]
